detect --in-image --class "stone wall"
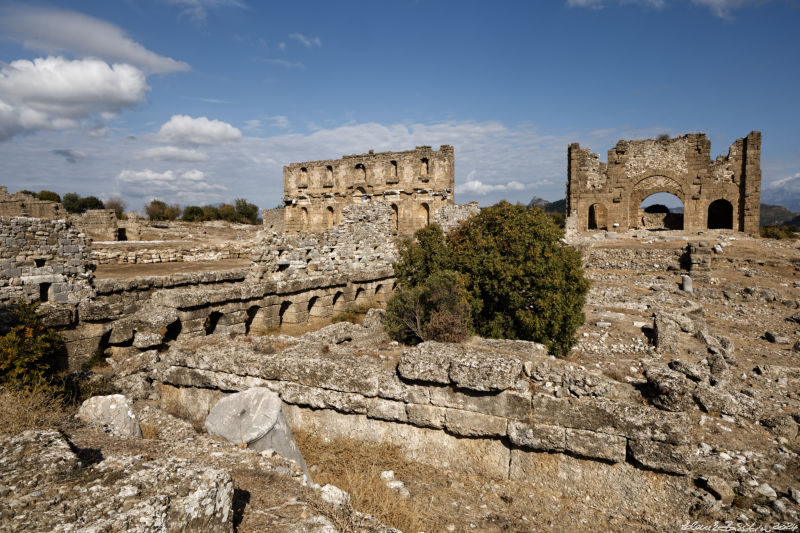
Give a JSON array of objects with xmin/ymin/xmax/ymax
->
[
  {"xmin": 261, "ymin": 208, "xmax": 284, "ymax": 233},
  {"xmin": 0, "ymin": 217, "xmax": 93, "ymax": 308},
  {"xmin": 283, "ymin": 145, "xmax": 454, "ymax": 235},
  {"xmin": 566, "ymin": 132, "xmax": 761, "ymax": 235},
  {"xmin": 433, "ymin": 201, "xmax": 480, "ymax": 233},
  {"xmin": 0, "ymin": 186, "xmax": 65, "ymax": 219},
  {"xmin": 92, "ymin": 242, "xmax": 251, "ymax": 264},
  {"xmin": 124, "ymin": 320, "xmax": 692, "ymax": 485}
]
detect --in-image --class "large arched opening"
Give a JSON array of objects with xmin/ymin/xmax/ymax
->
[
  {"xmin": 707, "ymin": 199, "xmax": 733, "ymax": 229},
  {"xmin": 640, "ymin": 192, "xmax": 684, "ymax": 230}
]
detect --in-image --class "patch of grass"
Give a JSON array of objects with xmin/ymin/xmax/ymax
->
[
  {"xmin": 330, "ymin": 303, "xmax": 377, "ymax": 325},
  {"xmin": 295, "ymin": 429, "xmax": 430, "ymax": 532},
  {"xmin": 0, "ymin": 383, "xmax": 68, "ymax": 436}
]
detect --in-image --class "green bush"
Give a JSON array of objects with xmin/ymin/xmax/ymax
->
[
  {"xmin": 145, "ymin": 199, "xmax": 181, "ymax": 221},
  {"xmin": 761, "ymin": 225, "xmax": 798, "ymax": 240},
  {"xmin": 182, "ymin": 205, "xmax": 205, "ymax": 222},
  {"xmin": 234, "ymin": 198, "xmax": 260, "ymax": 224},
  {"xmin": 384, "ymin": 270, "xmax": 471, "ymax": 345},
  {"xmin": 386, "ymin": 202, "xmax": 589, "ymax": 356},
  {"xmin": 36, "ymin": 190, "xmax": 61, "ymax": 203},
  {"xmin": 0, "ymin": 301, "xmax": 64, "ymax": 388},
  {"xmin": 61, "ymin": 192, "xmax": 105, "ymax": 214}
]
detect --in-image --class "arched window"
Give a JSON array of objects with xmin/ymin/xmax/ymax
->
[
  {"xmin": 391, "ymin": 204, "xmax": 399, "ymax": 232},
  {"xmin": 355, "ymin": 163, "xmax": 366, "ymax": 181},
  {"xmin": 279, "ymin": 301, "xmax": 293, "ymax": 326},
  {"xmin": 420, "ymin": 158, "xmax": 429, "ymax": 176},
  {"xmin": 708, "ymin": 199, "xmax": 733, "ymax": 229},
  {"xmin": 300, "ymin": 207, "xmax": 309, "ymax": 230},
  {"xmin": 326, "ymin": 206, "xmax": 335, "ymax": 227},
  {"xmin": 325, "ymin": 165, "xmax": 334, "ymax": 187},
  {"xmin": 419, "ymin": 203, "xmax": 430, "ymax": 226},
  {"xmin": 298, "ymin": 167, "xmax": 308, "ymax": 188}
]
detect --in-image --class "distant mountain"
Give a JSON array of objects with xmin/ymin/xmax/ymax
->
[
  {"xmin": 528, "ymin": 197, "xmax": 566, "ymax": 214},
  {"xmin": 760, "ymin": 203, "xmax": 799, "ymax": 226}
]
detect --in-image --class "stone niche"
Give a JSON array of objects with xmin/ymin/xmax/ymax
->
[
  {"xmin": 282, "ymin": 145, "xmax": 455, "ymax": 235},
  {"xmin": 565, "ymin": 132, "xmax": 761, "ymax": 236}
]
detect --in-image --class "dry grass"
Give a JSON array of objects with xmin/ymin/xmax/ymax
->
[
  {"xmin": 295, "ymin": 429, "xmax": 432, "ymax": 532},
  {"xmin": 0, "ymin": 383, "xmax": 68, "ymax": 436},
  {"xmin": 330, "ymin": 303, "xmax": 378, "ymax": 325}
]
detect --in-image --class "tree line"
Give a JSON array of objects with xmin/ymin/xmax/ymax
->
[{"xmin": 15, "ymin": 189, "xmax": 260, "ymax": 225}]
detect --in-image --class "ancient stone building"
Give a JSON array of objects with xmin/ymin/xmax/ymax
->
[
  {"xmin": 0, "ymin": 186, "xmax": 65, "ymax": 219},
  {"xmin": 566, "ymin": 132, "xmax": 761, "ymax": 235},
  {"xmin": 282, "ymin": 145, "xmax": 454, "ymax": 235}
]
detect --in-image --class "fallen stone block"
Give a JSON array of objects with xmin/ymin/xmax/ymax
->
[
  {"xmin": 565, "ymin": 428, "xmax": 626, "ymax": 463},
  {"xmin": 627, "ymin": 439, "xmax": 691, "ymax": 475},
  {"xmin": 77, "ymin": 394, "xmax": 142, "ymax": 438},
  {"xmin": 205, "ymin": 387, "xmax": 311, "ymax": 481}
]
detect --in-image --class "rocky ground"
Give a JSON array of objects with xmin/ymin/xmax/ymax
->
[{"xmin": 1, "ymin": 228, "xmax": 799, "ymax": 532}]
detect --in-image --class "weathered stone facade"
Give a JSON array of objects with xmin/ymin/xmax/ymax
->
[
  {"xmin": 566, "ymin": 132, "xmax": 761, "ymax": 235},
  {"xmin": 261, "ymin": 207, "xmax": 284, "ymax": 233},
  {"xmin": 0, "ymin": 217, "xmax": 93, "ymax": 307},
  {"xmin": 0, "ymin": 186, "xmax": 65, "ymax": 219},
  {"xmin": 283, "ymin": 145, "xmax": 454, "ymax": 235}
]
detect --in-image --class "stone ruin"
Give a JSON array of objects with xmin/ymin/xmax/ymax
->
[
  {"xmin": 566, "ymin": 131, "xmax": 761, "ymax": 235},
  {"xmin": 0, "ymin": 186, "xmax": 65, "ymax": 219},
  {"xmin": 283, "ymin": 145, "xmax": 454, "ymax": 235}
]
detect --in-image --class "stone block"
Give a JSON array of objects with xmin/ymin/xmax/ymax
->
[
  {"xmin": 565, "ymin": 428, "xmax": 626, "ymax": 463},
  {"xmin": 443, "ymin": 409, "xmax": 507, "ymax": 437},
  {"xmin": 627, "ymin": 439, "xmax": 691, "ymax": 475},
  {"xmin": 405, "ymin": 403, "xmax": 446, "ymax": 429},
  {"xmin": 507, "ymin": 421, "xmax": 565, "ymax": 452},
  {"xmin": 367, "ymin": 398, "xmax": 408, "ymax": 423}
]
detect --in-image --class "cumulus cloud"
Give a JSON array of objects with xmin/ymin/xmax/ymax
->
[
  {"xmin": 134, "ymin": 146, "xmax": 209, "ymax": 162},
  {"xmin": 116, "ymin": 168, "xmax": 227, "ymax": 204},
  {"xmin": 289, "ymin": 33, "xmax": 322, "ymax": 48},
  {"xmin": 51, "ymin": 149, "xmax": 87, "ymax": 164},
  {"xmin": 0, "ymin": 5, "xmax": 189, "ymax": 74},
  {"xmin": 763, "ymin": 172, "xmax": 800, "ymax": 211},
  {"xmin": 166, "ymin": 0, "xmax": 246, "ymax": 22},
  {"xmin": 0, "ymin": 56, "xmax": 149, "ymax": 141},
  {"xmin": 157, "ymin": 115, "xmax": 242, "ymax": 145}
]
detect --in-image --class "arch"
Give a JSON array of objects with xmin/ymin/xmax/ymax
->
[
  {"xmin": 116, "ymin": 228, "xmax": 127, "ymax": 241},
  {"xmin": 354, "ymin": 287, "xmax": 366, "ymax": 303},
  {"xmin": 708, "ymin": 199, "xmax": 733, "ymax": 229},
  {"xmin": 419, "ymin": 202, "xmax": 430, "ymax": 226},
  {"xmin": 389, "ymin": 160, "xmax": 398, "ymax": 182},
  {"xmin": 244, "ymin": 305, "xmax": 260, "ymax": 334},
  {"xmin": 307, "ymin": 296, "xmax": 322, "ymax": 319},
  {"xmin": 279, "ymin": 301, "xmax": 293, "ymax": 326},
  {"xmin": 39, "ymin": 282, "xmax": 50, "ymax": 302},
  {"xmin": 353, "ymin": 186, "xmax": 368, "ymax": 203},
  {"xmin": 639, "ymin": 192, "xmax": 684, "ymax": 230},
  {"xmin": 298, "ymin": 167, "xmax": 308, "ymax": 188},
  {"xmin": 420, "ymin": 157, "xmax": 429, "ymax": 176},
  {"xmin": 325, "ymin": 165, "xmax": 334, "ymax": 186},
  {"xmin": 629, "ymin": 175, "xmax": 685, "ymax": 230},
  {"xmin": 390, "ymin": 204, "xmax": 399, "ymax": 232},
  {"xmin": 300, "ymin": 207, "xmax": 309, "ymax": 231},
  {"xmin": 326, "ymin": 205, "xmax": 335, "ymax": 228},
  {"xmin": 587, "ymin": 203, "xmax": 607, "ymax": 230},
  {"xmin": 164, "ymin": 319, "xmax": 182, "ymax": 342},
  {"xmin": 332, "ymin": 291, "xmax": 346, "ymax": 312},
  {"xmin": 354, "ymin": 163, "xmax": 366, "ymax": 181},
  {"xmin": 205, "ymin": 311, "xmax": 223, "ymax": 335}
]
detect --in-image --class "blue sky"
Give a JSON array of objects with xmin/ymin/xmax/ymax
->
[{"xmin": 0, "ymin": 0, "xmax": 799, "ymax": 212}]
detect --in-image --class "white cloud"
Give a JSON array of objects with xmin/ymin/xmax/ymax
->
[
  {"xmin": 135, "ymin": 146, "xmax": 209, "ymax": 162},
  {"xmin": 157, "ymin": 115, "xmax": 242, "ymax": 145},
  {"xmin": 242, "ymin": 119, "xmax": 262, "ymax": 130},
  {"xmin": 116, "ymin": 168, "xmax": 227, "ymax": 204},
  {"xmin": 460, "ymin": 179, "xmax": 526, "ymax": 195},
  {"xmin": 260, "ymin": 58, "xmax": 305, "ymax": 69},
  {"xmin": 0, "ymin": 5, "xmax": 189, "ymax": 74},
  {"xmin": 567, "ymin": 0, "xmax": 769, "ymax": 17},
  {"xmin": 763, "ymin": 172, "xmax": 800, "ymax": 211},
  {"xmin": 0, "ymin": 56, "xmax": 148, "ymax": 141},
  {"xmin": 690, "ymin": 0, "xmax": 769, "ymax": 19},
  {"xmin": 165, "ymin": 0, "xmax": 246, "ymax": 22},
  {"xmin": 269, "ymin": 115, "xmax": 289, "ymax": 128},
  {"xmin": 289, "ymin": 33, "xmax": 322, "ymax": 48},
  {"xmin": 278, "ymin": 42, "xmax": 287, "ymax": 51}
]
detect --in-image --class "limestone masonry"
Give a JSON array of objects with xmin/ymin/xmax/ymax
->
[
  {"xmin": 282, "ymin": 145, "xmax": 454, "ymax": 235},
  {"xmin": 566, "ymin": 132, "xmax": 761, "ymax": 235}
]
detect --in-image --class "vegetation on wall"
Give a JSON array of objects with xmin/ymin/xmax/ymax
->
[{"xmin": 385, "ymin": 202, "xmax": 589, "ymax": 356}]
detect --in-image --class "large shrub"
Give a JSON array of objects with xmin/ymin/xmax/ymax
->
[
  {"xmin": 145, "ymin": 199, "xmax": 181, "ymax": 221},
  {"xmin": 384, "ymin": 270, "xmax": 471, "ymax": 345},
  {"xmin": 0, "ymin": 301, "xmax": 64, "ymax": 388},
  {"xmin": 385, "ymin": 202, "xmax": 589, "ymax": 355}
]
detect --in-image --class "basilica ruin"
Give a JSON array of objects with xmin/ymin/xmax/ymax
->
[
  {"xmin": 282, "ymin": 145, "xmax": 454, "ymax": 235},
  {"xmin": 566, "ymin": 131, "xmax": 762, "ymax": 235}
]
